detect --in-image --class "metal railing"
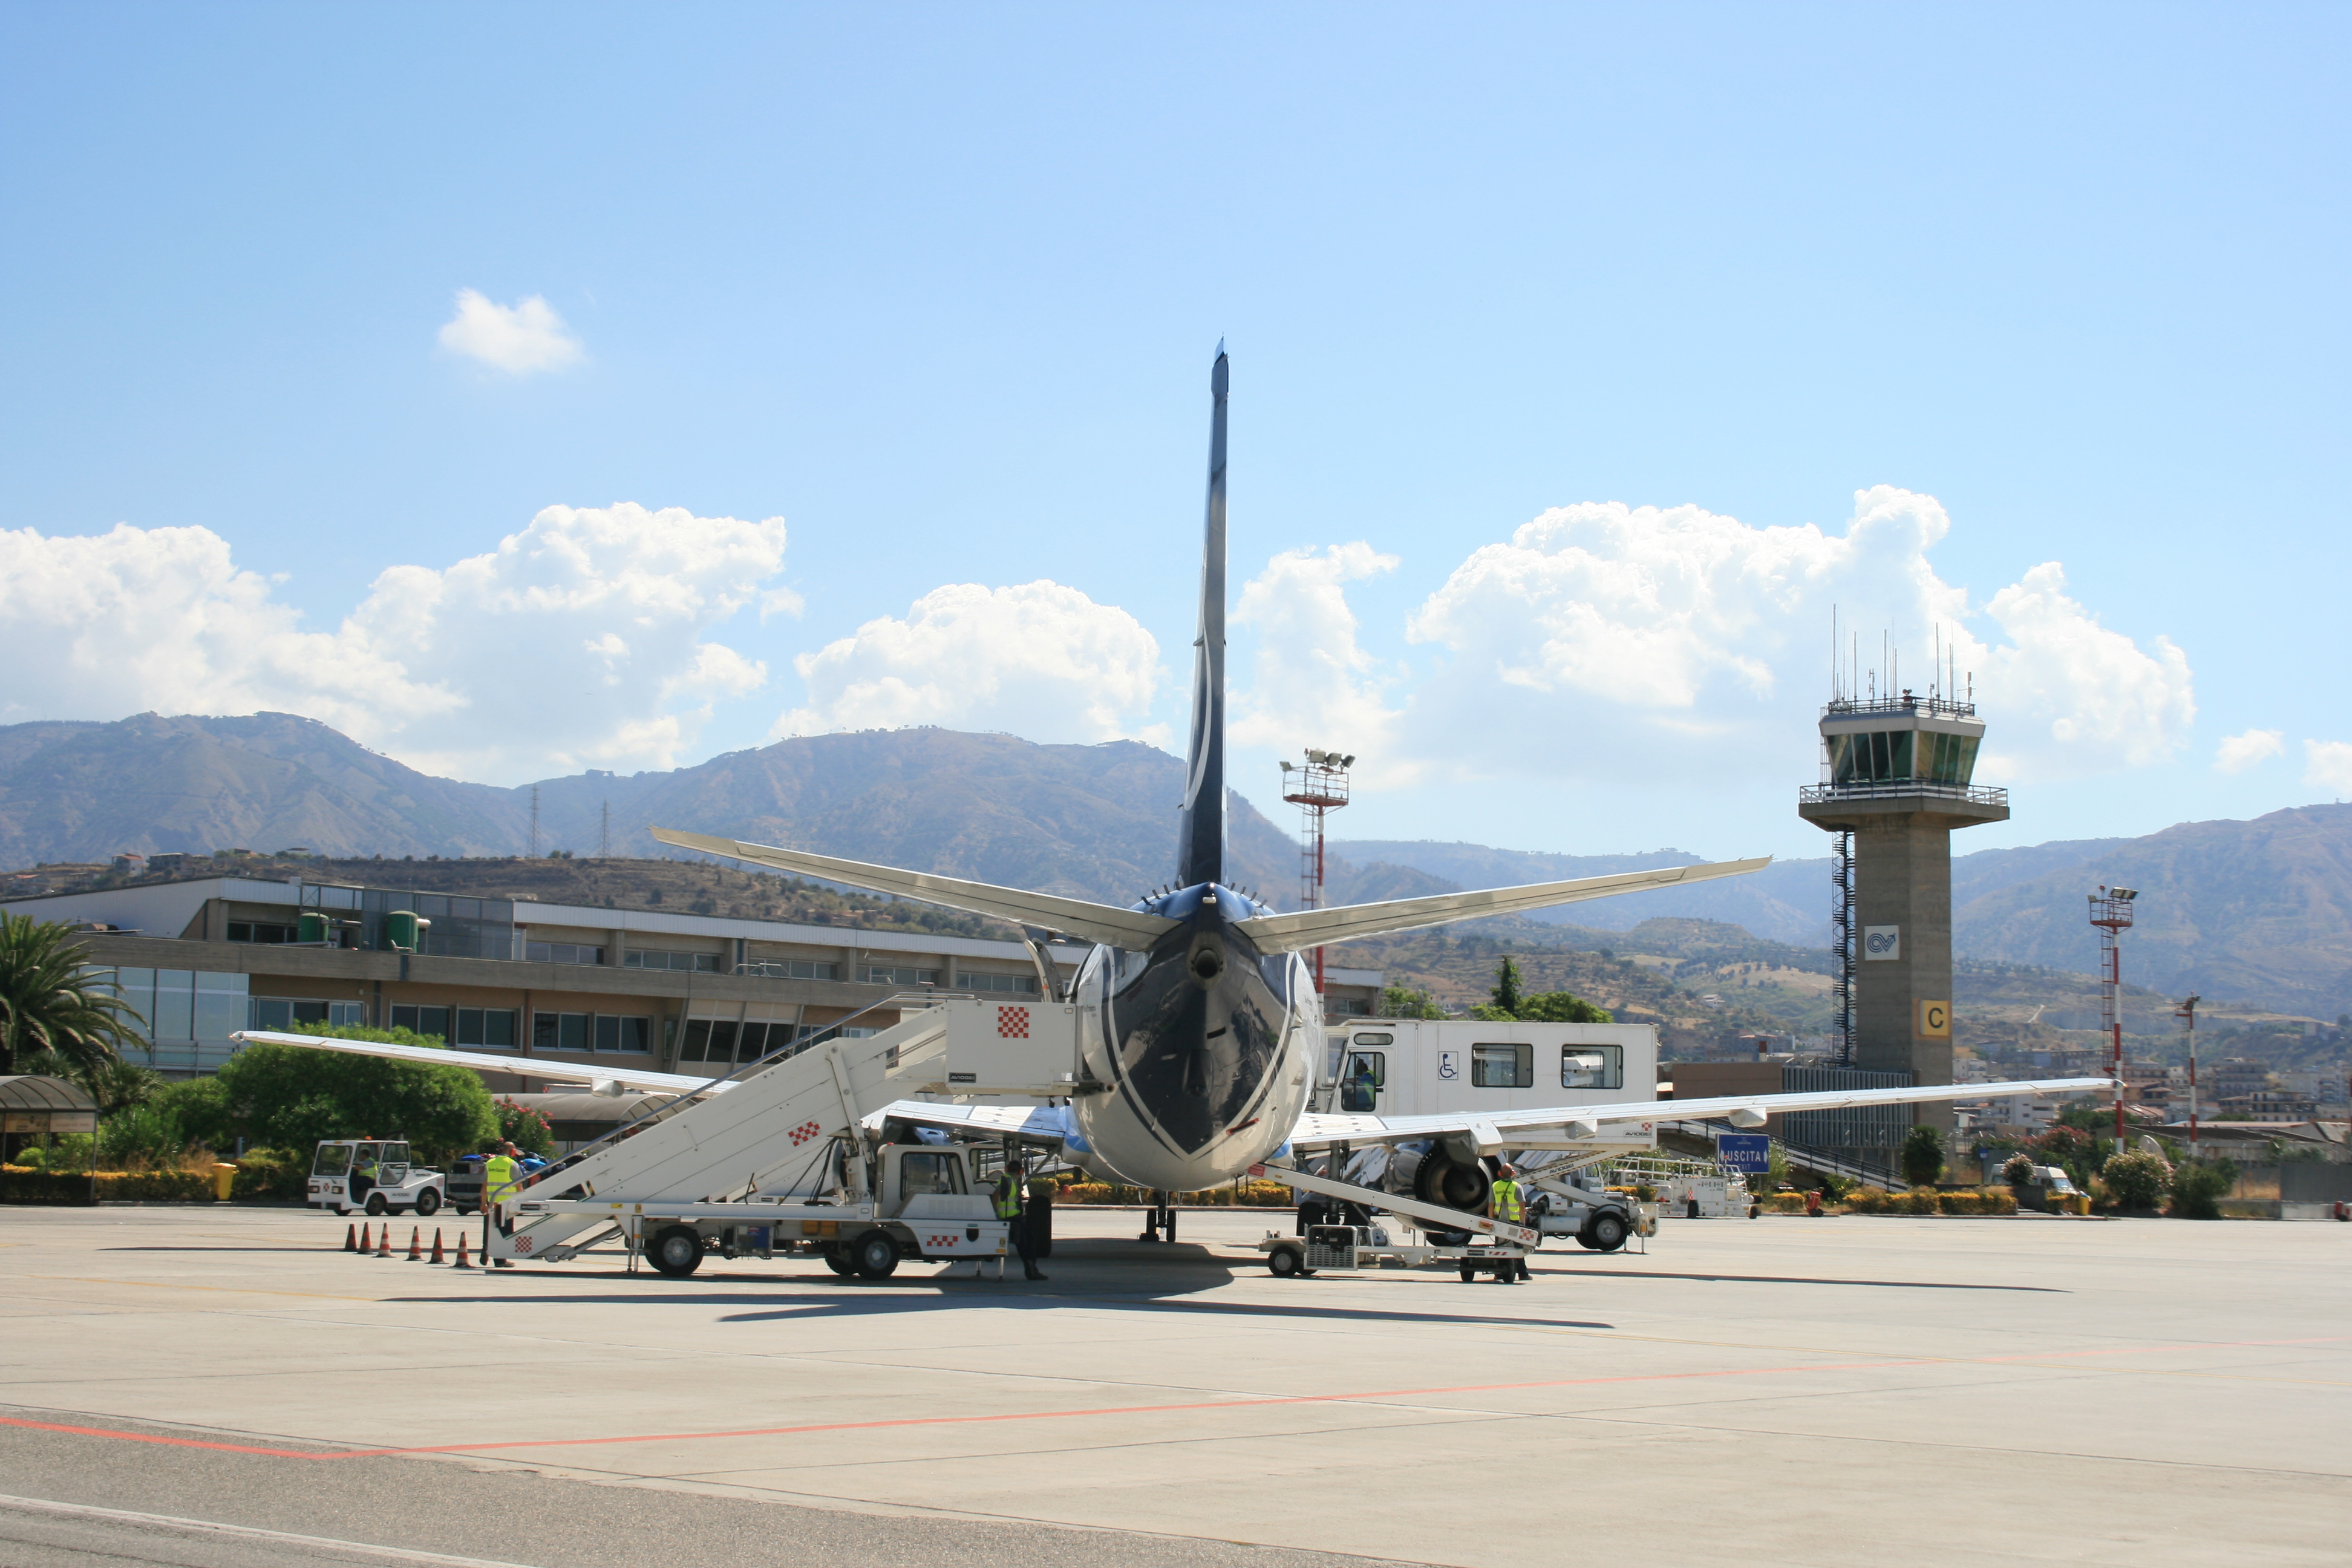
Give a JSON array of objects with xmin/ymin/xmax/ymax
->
[
  {"xmin": 1799, "ymin": 782, "xmax": 2008, "ymax": 806},
  {"xmin": 1823, "ymin": 694, "xmax": 1975, "ymax": 719}
]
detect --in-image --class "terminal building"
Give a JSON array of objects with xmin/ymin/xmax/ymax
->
[{"xmin": 2, "ymin": 871, "xmax": 1386, "ymax": 1088}]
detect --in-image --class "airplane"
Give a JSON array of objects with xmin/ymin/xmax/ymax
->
[{"xmin": 240, "ymin": 345, "xmax": 2104, "ymax": 1229}]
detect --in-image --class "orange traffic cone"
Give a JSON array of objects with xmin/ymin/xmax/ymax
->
[
  {"xmin": 453, "ymin": 1233, "xmax": 473, "ymax": 1270},
  {"xmin": 405, "ymin": 1226, "xmax": 423, "ymax": 1260},
  {"xmin": 376, "ymin": 1226, "xmax": 392, "ymax": 1258},
  {"xmin": 344, "ymin": 1223, "xmax": 358, "ymax": 1253},
  {"xmin": 428, "ymin": 1229, "xmax": 446, "ymax": 1264},
  {"xmin": 358, "ymin": 1223, "xmax": 371, "ymax": 1254}
]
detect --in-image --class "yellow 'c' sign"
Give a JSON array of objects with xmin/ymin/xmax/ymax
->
[{"xmin": 1918, "ymin": 999, "xmax": 1952, "ymax": 1038}]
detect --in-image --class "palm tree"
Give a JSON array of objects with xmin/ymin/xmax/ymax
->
[{"xmin": 0, "ymin": 912, "xmax": 148, "ymax": 1077}]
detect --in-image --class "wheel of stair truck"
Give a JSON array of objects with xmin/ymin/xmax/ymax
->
[
  {"xmin": 1458, "ymin": 1261, "xmax": 1477, "ymax": 1284},
  {"xmin": 1579, "ymin": 1211, "xmax": 1629, "ymax": 1253},
  {"xmin": 414, "ymin": 1188, "xmax": 440, "ymax": 1218},
  {"xmin": 849, "ymin": 1230, "xmax": 901, "ymax": 1280},
  {"xmin": 647, "ymin": 1224, "xmax": 705, "ymax": 1278},
  {"xmin": 1266, "ymin": 1244, "xmax": 1313, "ymax": 1278}
]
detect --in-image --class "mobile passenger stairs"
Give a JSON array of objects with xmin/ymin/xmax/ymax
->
[{"xmin": 485, "ymin": 993, "xmax": 1081, "ymax": 1280}]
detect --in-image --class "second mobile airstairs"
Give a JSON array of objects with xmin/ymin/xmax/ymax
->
[{"xmin": 484, "ymin": 996, "xmax": 1083, "ymax": 1279}]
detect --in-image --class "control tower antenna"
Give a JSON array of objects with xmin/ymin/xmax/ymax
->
[
  {"xmin": 1279, "ymin": 750, "xmax": 1354, "ymax": 1000},
  {"xmin": 2089, "ymin": 886, "xmax": 2139, "ymax": 1153}
]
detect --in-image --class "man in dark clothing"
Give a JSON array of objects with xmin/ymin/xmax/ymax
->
[{"xmin": 994, "ymin": 1157, "xmax": 1046, "ymax": 1281}]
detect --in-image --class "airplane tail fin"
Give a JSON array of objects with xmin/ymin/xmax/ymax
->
[{"xmin": 1174, "ymin": 343, "xmax": 1230, "ymax": 889}]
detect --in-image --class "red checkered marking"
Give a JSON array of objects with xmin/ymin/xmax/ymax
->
[
  {"xmin": 997, "ymin": 1006, "xmax": 1030, "ymax": 1039},
  {"xmin": 786, "ymin": 1119, "xmax": 823, "ymax": 1146}
]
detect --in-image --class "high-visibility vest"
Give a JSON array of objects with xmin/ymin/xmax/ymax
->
[
  {"xmin": 993, "ymin": 1175, "xmax": 1024, "ymax": 1220},
  {"xmin": 484, "ymin": 1155, "xmax": 517, "ymax": 1201},
  {"xmin": 1490, "ymin": 1179, "xmax": 1523, "ymax": 1224}
]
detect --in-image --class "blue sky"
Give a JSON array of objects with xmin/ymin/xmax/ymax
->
[{"xmin": 2, "ymin": 4, "xmax": 2345, "ymax": 863}]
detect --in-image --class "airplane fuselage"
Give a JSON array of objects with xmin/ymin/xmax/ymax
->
[{"xmin": 1065, "ymin": 882, "xmax": 1321, "ymax": 1192}]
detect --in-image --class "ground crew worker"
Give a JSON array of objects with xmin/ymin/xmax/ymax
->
[
  {"xmin": 994, "ymin": 1157, "xmax": 1045, "ymax": 1281},
  {"xmin": 349, "ymin": 1143, "xmax": 379, "ymax": 1208},
  {"xmin": 1489, "ymin": 1163, "xmax": 1529, "ymax": 1283},
  {"xmin": 483, "ymin": 1142, "xmax": 521, "ymax": 1269}
]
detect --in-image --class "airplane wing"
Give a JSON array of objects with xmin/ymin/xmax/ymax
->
[
  {"xmin": 1232, "ymin": 857, "xmax": 1772, "ymax": 952},
  {"xmin": 230, "ymin": 1030, "xmax": 733, "ymax": 1097},
  {"xmin": 868, "ymin": 1099, "xmax": 1075, "ymax": 1144},
  {"xmin": 651, "ymin": 828, "xmax": 1180, "ymax": 951},
  {"xmin": 1286, "ymin": 1076, "xmax": 2110, "ymax": 1150}
]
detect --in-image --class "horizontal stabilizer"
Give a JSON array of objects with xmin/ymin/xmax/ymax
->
[
  {"xmin": 1233, "ymin": 856, "xmax": 1772, "ymax": 952},
  {"xmin": 651, "ymin": 828, "xmax": 1181, "ymax": 950},
  {"xmin": 232, "ymin": 1030, "xmax": 728, "ymax": 1096},
  {"xmin": 1290, "ymin": 1076, "xmax": 2111, "ymax": 1149}
]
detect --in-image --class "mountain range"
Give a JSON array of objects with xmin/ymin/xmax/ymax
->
[{"xmin": 4, "ymin": 712, "xmax": 2347, "ymax": 1018}]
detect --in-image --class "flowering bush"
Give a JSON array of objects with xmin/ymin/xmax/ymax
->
[{"xmin": 2100, "ymin": 1151, "xmax": 2172, "ymax": 1212}]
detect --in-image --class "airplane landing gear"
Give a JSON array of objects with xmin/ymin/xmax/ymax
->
[{"xmin": 1138, "ymin": 1192, "xmax": 1177, "ymax": 1243}]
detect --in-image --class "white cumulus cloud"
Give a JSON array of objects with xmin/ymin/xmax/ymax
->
[
  {"xmin": 2304, "ymin": 740, "xmax": 2352, "ymax": 795},
  {"xmin": 1229, "ymin": 543, "xmax": 1408, "ymax": 782},
  {"xmin": 779, "ymin": 581, "xmax": 1163, "ymax": 746},
  {"xmin": 0, "ymin": 504, "xmax": 786, "ymax": 783},
  {"xmin": 437, "ymin": 289, "xmax": 584, "ymax": 374},
  {"xmin": 1392, "ymin": 485, "xmax": 2194, "ymax": 786},
  {"xmin": 2214, "ymin": 728, "xmax": 2286, "ymax": 774}
]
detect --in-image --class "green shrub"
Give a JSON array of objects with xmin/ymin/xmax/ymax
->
[
  {"xmin": 2001, "ymin": 1152, "xmax": 2036, "ymax": 1187},
  {"xmin": 2168, "ymin": 1158, "xmax": 2236, "ymax": 1220},
  {"xmin": 494, "ymin": 1097, "xmax": 555, "ymax": 1158},
  {"xmin": 1901, "ymin": 1126, "xmax": 1946, "ymax": 1187},
  {"xmin": 228, "ymin": 1148, "xmax": 308, "ymax": 1201},
  {"xmin": 2, "ymin": 1168, "xmax": 213, "ymax": 1203},
  {"xmin": 2101, "ymin": 1151, "xmax": 2172, "ymax": 1212}
]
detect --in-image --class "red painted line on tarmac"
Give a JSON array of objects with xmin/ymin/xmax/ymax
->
[
  {"xmin": 8, "ymin": 1334, "xmax": 2342, "ymax": 1463},
  {"xmin": 0, "ymin": 1416, "xmax": 340, "ymax": 1460}
]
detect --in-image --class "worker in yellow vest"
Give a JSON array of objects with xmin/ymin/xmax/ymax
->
[
  {"xmin": 483, "ymin": 1143, "xmax": 521, "ymax": 1269},
  {"xmin": 993, "ymin": 1156, "xmax": 1045, "ymax": 1282},
  {"xmin": 1489, "ymin": 1163, "xmax": 1529, "ymax": 1284}
]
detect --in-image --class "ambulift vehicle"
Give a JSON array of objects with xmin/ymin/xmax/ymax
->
[{"xmin": 307, "ymin": 1140, "xmax": 447, "ymax": 1217}]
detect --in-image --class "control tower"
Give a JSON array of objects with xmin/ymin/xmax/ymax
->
[{"xmin": 1798, "ymin": 685, "xmax": 2007, "ymax": 1135}]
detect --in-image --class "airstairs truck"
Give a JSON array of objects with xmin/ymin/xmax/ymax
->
[{"xmin": 486, "ymin": 998, "xmax": 1074, "ymax": 1279}]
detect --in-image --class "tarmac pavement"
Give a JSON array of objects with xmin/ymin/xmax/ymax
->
[{"xmin": 1, "ymin": 1202, "xmax": 2345, "ymax": 1566}]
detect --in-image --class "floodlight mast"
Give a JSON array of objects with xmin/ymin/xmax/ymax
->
[
  {"xmin": 2175, "ymin": 992, "xmax": 2200, "ymax": 1163},
  {"xmin": 1279, "ymin": 751, "xmax": 1354, "ymax": 999},
  {"xmin": 2089, "ymin": 886, "xmax": 2138, "ymax": 1152}
]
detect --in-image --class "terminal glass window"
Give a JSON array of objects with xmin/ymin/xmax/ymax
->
[
  {"xmin": 1560, "ymin": 1046, "xmax": 1624, "ymax": 1089},
  {"xmin": 1472, "ymin": 1043, "xmax": 1534, "ymax": 1088},
  {"xmin": 898, "ymin": 1152, "xmax": 965, "ymax": 1197},
  {"xmin": 454, "ymin": 1008, "xmax": 517, "ymax": 1048},
  {"xmin": 249, "ymin": 998, "xmax": 365, "ymax": 1031},
  {"xmin": 591, "ymin": 1015, "xmax": 653, "ymax": 1054},
  {"xmin": 863, "ymin": 965, "xmax": 941, "ymax": 987},
  {"xmin": 227, "ymin": 921, "xmax": 298, "ymax": 944},
  {"xmin": 532, "ymin": 1011, "xmax": 592, "ymax": 1052},
  {"xmin": 956, "ymin": 972, "xmax": 1040, "ymax": 995},
  {"xmin": 625, "ymin": 950, "xmax": 720, "ymax": 973},
  {"xmin": 678, "ymin": 1019, "xmax": 714, "ymax": 1062},
  {"xmin": 390, "ymin": 1004, "xmax": 451, "ymax": 1042},
  {"xmin": 524, "ymin": 942, "xmax": 605, "ymax": 966}
]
